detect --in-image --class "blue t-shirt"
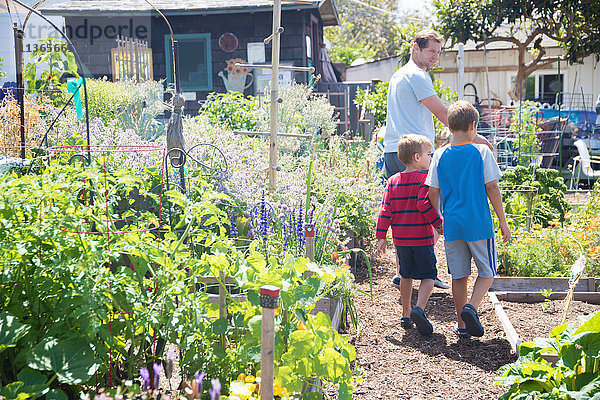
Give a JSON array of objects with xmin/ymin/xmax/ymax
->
[
  {"xmin": 384, "ymin": 60, "xmax": 436, "ymax": 153},
  {"xmin": 425, "ymin": 142, "xmax": 501, "ymax": 241}
]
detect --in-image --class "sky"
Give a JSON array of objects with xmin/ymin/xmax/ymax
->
[{"xmin": 397, "ymin": 0, "xmax": 433, "ymax": 15}]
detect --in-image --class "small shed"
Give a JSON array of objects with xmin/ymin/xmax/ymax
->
[{"xmin": 40, "ymin": 0, "xmax": 339, "ymax": 112}]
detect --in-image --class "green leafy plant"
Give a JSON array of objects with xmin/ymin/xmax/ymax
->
[
  {"xmin": 23, "ymin": 38, "xmax": 79, "ymax": 105},
  {"xmin": 500, "ymin": 165, "xmax": 569, "ymax": 227},
  {"xmin": 0, "ymin": 158, "xmax": 359, "ymax": 398},
  {"xmin": 510, "ymin": 101, "xmax": 542, "ymax": 166},
  {"xmin": 199, "ymin": 91, "xmax": 258, "ymax": 132},
  {"xmin": 355, "ymin": 82, "xmax": 389, "ymax": 128},
  {"xmin": 496, "ymin": 310, "xmax": 600, "ymax": 399},
  {"xmin": 497, "ymin": 228, "xmax": 578, "ymax": 277},
  {"xmin": 256, "ymin": 82, "xmax": 337, "ymax": 146},
  {"xmin": 323, "ymin": 17, "xmax": 376, "ymax": 66},
  {"xmin": 540, "ymin": 289, "xmax": 554, "ymax": 312}
]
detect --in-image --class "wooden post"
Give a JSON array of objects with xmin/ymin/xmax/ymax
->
[
  {"xmin": 134, "ymin": 38, "xmax": 140, "ymax": 82},
  {"xmin": 588, "ymin": 277, "xmax": 597, "ymax": 292},
  {"xmin": 128, "ymin": 37, "xmax": 134, "ymax": 80},
  {"xmin": 118, "ymin": 36, "xmax": 123, "ymax": 80},
  {"xmin": 304, "ymin": 224, "xmax": 315, "ymax": 280},
  {"xmin": 305, "ymin": 224, "xmax": 315, "ymax": 262},
  {"xmin": 268, "ymin": 0, "xmax": 282, "ymax": 191},
  {"xmin": 260, "ymin": 285, "xmax": 280, "ymax": 400}
]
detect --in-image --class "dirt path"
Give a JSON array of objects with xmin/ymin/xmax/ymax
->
[{"xmin": 346, "ymin": 242, "xmax": 516, "ymax": 400}]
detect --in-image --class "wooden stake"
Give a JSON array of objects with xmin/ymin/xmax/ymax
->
[{"xmin": 260, "ymin": 285, "xmax": 280, "ymax": 400}]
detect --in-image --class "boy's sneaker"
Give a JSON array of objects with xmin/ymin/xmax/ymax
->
[
  {"xmin": 434, "ymin": 277, "xmax": 450, "ymax": 289},
  {"xmin": 391, "ymin": 276, "xmax": 401, "ymax": 289}
]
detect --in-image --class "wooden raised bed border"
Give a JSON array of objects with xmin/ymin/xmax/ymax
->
[{"xmin": 488, "ymin": 276, "xmax": 600, "ymax": 364}]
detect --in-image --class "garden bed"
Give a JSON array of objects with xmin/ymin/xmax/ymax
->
[{"xmin": 499, "ymin": 299, "xmax": 599, "ymax": 342}]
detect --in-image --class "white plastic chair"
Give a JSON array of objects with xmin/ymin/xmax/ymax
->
[{"xmin": 570, "ymin": 139, "xmax": 600, "ymax": 188}]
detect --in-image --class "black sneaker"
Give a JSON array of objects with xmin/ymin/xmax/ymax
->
[{"xmin": 391, "ymin": 276, "xmax": 401, "ymax": 289}]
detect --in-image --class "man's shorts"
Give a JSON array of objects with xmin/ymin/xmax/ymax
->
[
  {"xmin": 444, "ymin": 238, "xmax": 498, "ymax": 279},
  {"xmin": 384, "ymin": 152, "xmax": 406, "ymax": 178},
  {"xmin": 395, "ymin": 245, "xmax": 437, "ymax": 280}
]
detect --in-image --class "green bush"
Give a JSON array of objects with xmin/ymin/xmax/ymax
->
[
  {"xmin": 500, "ymin": 165, "xmax": 569, "ymax": 227},
  {"xmin": 0, "ymin": 161, "xmax": 358, "ymax": 399},
  {"xmin": 198, "ymin": 91, "xmax": 258, "ymax": 131},
  {"xmin": 354, "ymin": 82, "xmax": 388, "ymax": 128},
  {"xmin": 86, "ymin": 78, "xmax": 167, "ymax": 140}
]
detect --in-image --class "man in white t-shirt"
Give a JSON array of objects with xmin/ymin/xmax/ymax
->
[
  {"xmin": 384, "ymin": 29, "xmax": 491, "ymax": 178},
  {"xmin": 384, "ymin": 29, "xmax": 447, "ymax": 178}
]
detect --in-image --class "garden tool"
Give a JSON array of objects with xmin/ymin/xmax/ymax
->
[
  {"xmin": 166, "ymin": 93, "xmax": 185, "ymax": 189},
  {"xmin": 67, "ymin": 77, "xmax": 84, "ymax": 120},
  {"xmin": 561, "ymin": 255, "xmax": 586, "ymax": 324}
]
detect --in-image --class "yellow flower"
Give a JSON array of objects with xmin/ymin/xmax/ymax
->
[
  {"xmin": 331, "ymin": 251, "xmax": 338, "ymax": 262},
  {"xmin": 273, "ymin": 383, "xmax": 284, "ymax": 397},
  {"xmin": 296, "ymin": 321, "xmax": 307, "ymax": 330},
  {"xmin": 245, "ymin": 383, "xmax": 257, "ymax": 393},
  {"xmin": 237, "ymin": 373, "xmax": 246, "ymax": 382},
  {"xmin": 532, "ymin": 223, "xmax": 542, "ymax": 229},
  {"xmin": 244, "ymin": 375, "xmax": 255, "ymax": 384}
]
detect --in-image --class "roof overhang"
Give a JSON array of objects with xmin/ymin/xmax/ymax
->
[{"xmin": 40, "ymin": 0, "xmax": 339, "ymax": 26}]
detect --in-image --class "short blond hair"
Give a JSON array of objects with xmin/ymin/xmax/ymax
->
[
  {"xmin": 414, "ymin": 29, "xmax": 443, "ymax": 50},
  {"xmin": 397, "ymin": 134, "xmax": 432, "ymax": 165},
  {"xmin": 448, "ymin": 101, "xmax": 479, "ymax": 133}
]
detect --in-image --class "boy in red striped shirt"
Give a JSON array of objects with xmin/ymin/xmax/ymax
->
[{"xmin": 376, "ymin": 134, "xmax": 443, "ymax": 336}]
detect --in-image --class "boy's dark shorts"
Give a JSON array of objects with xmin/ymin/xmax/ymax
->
[{"xmin": 395, "ymin": 245, "xmax": 437, "ymax": 280}]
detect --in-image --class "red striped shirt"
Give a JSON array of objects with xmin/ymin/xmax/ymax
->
[{"xmin": 376, "ymin": 170, "xmax": 442, "ymax": 246}]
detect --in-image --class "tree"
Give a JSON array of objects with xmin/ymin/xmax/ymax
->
[
  {"xmin": 433, "ymin": 0, "xmax": 600, "ymax": 101},
  {"xmin": 324, "ymin": 0, "xmax": 428, "ymax": 65}
]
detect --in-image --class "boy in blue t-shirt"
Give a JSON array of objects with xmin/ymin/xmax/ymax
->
[{"xmin": 425, "ymin": 101, "xmax": 511, "ymax": 339}]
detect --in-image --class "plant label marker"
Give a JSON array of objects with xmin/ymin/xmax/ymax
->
[{"xmin": 260, "ymin": 285, "xmax": 280, "ymax": 400}]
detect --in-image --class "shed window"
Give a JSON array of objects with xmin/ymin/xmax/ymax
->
[{"xmin": 165, "ymin": 33, "xmax": 212, "ymax": 91}]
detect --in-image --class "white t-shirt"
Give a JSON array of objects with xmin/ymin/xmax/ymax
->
[{"xmin": 384, "ymin": 60, "xmax": 436, "ymax": 153}]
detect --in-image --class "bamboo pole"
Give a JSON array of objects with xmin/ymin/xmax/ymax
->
[{"xmin": 268, "ymin": 0, "xmax": 282, "ymax": 191}]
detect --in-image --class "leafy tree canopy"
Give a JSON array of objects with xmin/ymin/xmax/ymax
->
[
  {"xmin": 433, "ymin": 0, "xmax": 600, "ymax": 100},
  {"xmin": 325, "ymin": 0, "xmax": 428, "ymax": 66}
]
